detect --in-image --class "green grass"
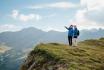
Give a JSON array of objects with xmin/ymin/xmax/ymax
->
[{"xmin": 21, "ymin": 38, "xmax": 104, "ymax": 70}]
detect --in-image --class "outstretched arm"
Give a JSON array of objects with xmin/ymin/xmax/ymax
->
[{"xmin": 64, "ymin": 26, "xmax": 69, "ymax": 30}]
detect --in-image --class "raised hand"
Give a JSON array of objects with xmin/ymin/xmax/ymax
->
[
  {"xmin": 64, "ymin": 26, "xmax": 69, "ymax": 30},
  {"xmin": 64, "ymin": 26, "xmax": 67, "ymax": 28}
]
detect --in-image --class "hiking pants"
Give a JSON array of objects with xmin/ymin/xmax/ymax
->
[
  {"xmin": 73, "ymin": 38, "xmax": 78, "ymax": 46},
  {"xmin": 68, "ymin": 36, "xmax": 72, "ymax": 46}
]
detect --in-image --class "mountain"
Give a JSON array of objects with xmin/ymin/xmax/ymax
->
[
  {"xmin": 20, "ymin": 38, "xmax": 104, "ymax": 70},
  {"xmin": 79, "ymin": 28, "xmax": 104, "ymax": 40},
  {"xmin": 0, "ymin": 27, "xmax": 45, "ymax": 49},
  {"xmin": 0, "ymin": 27, "xmax": 104, "ymax": 50}
]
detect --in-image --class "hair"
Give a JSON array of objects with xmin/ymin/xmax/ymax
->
[{"xmin": 70, "ymin": 25, "xmax": 73, "ymax": 27}]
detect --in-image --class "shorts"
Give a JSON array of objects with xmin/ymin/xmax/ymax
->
[{"xmin": 74, "ymin": 36, "xmax": 77, "ymax": 38}]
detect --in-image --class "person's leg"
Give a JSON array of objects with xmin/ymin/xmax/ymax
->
[
  {"xmin": 72, "ymin": 38, "xmax": 75, "ymax": 46},
  {"xmin": 75, "ymin": 38, "xmax": 78, "ymax": 46},
  {"xmin": 70, "ymin": 36, "xmax": 72, "ymax": 46},
  {"xmin": 68, "ymin": 36, "xmax": 70, "ymax": 46},
  {"xmin": 68, "ymin": 36, "xmax": 72, "ymax": 46}
]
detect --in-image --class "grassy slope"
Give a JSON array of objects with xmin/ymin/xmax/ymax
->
[{"xmin": 21, "ymin": 38, "xmax": 104, "ymax": 70}]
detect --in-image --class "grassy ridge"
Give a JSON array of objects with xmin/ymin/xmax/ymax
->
[{"xmin": 21, "ymin": 38, "xmax": 104, "ymax": 70}]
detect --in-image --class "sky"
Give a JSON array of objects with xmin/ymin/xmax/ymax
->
[{"xmin": 0, "ymin": 0, "xmax": 104, "ymax": 32}]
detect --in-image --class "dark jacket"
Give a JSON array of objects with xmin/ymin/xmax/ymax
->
[{"xmin": 73, "ymin": 28, "xmax": 79, "ymax": 38}]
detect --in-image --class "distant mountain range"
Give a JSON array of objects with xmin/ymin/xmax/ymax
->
[{"xmin": 0, "ymin": 27, "xmax": 104, "ymax": 49}]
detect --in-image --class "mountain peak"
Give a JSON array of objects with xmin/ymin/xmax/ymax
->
[{"xmin": 21, "ymin": 27, "xmax": 43, "ymax": 32}]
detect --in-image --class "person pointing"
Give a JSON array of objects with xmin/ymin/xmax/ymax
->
[{"xmin": 65, "ymin": 25, "xmax": 74, "ymax": 46}]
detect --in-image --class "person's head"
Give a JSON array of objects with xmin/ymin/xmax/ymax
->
[
  {"xmin": 74, "ymin": 25, "xmax": 77, "ymax": 29},
  {"xmin": 70, "ymin": 25, "xmax": 73, "ymax": 28}
]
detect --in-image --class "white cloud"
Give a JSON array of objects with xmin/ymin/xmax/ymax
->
[
  {"xmin": 11, "ymin": 10, "xmax": 42, "ymax": 22},
  {"xmin": 48, "ymin": 2, "xmax": 77, "ymax": 9},
  {"xmin": 74, "ymin": 0, "xmax": 104, "ymax": 30},
  {"xmin": 19, "ymin": 14, "xmax": 34, "ymax": 22},
  {"xmin": 80, "ymin": 0, "xmax": 104, "ymax": 23},
  {"xmin": 29, "ymin": 2, "xmax": 78, "ymax": 9},
  {"xmin": 11, "ymin": 10, "xmax": 19, "ymax": 18},
  {"xmin": 86, "ymin": 9, "xmax": 104, "ymax": 23},
  {"xmin": 80, "ymin": 0, "xmax": 104, "ymax": 11},
  {"xmin": 44, "ymin": 13, "xmax": 56, "ymax": 18},
  {"xmin": 0, "ymin": 24, "xmax": 21, "ymax": 33},
  {"xmin": 19, "ymin": 14, "xmax": 41, "ymax": 22},
  {"xmin": 69, "ymin": 9, "xmax": 104, "ymax": 30}
]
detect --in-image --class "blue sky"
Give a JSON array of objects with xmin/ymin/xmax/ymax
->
[{"xmin": 0, "ymin": 0, "xmax": 104, "ymax": 32}]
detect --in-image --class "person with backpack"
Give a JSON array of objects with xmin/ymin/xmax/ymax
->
[
  {"xmin": 65, "ymin": 25, "xmax": 74, "ymax": 46},
  {"xmin": 73, "ymin": 25, "xmax": 80, "ymax": 47}
]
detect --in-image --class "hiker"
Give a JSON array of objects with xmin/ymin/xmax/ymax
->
[
  {"xmin": 65, "ymin": 25, "xmax": 74, "ymax": 46},
  {"xmin": 73, "ymin": 25, "xmax": 80, "ymax": 47}
]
